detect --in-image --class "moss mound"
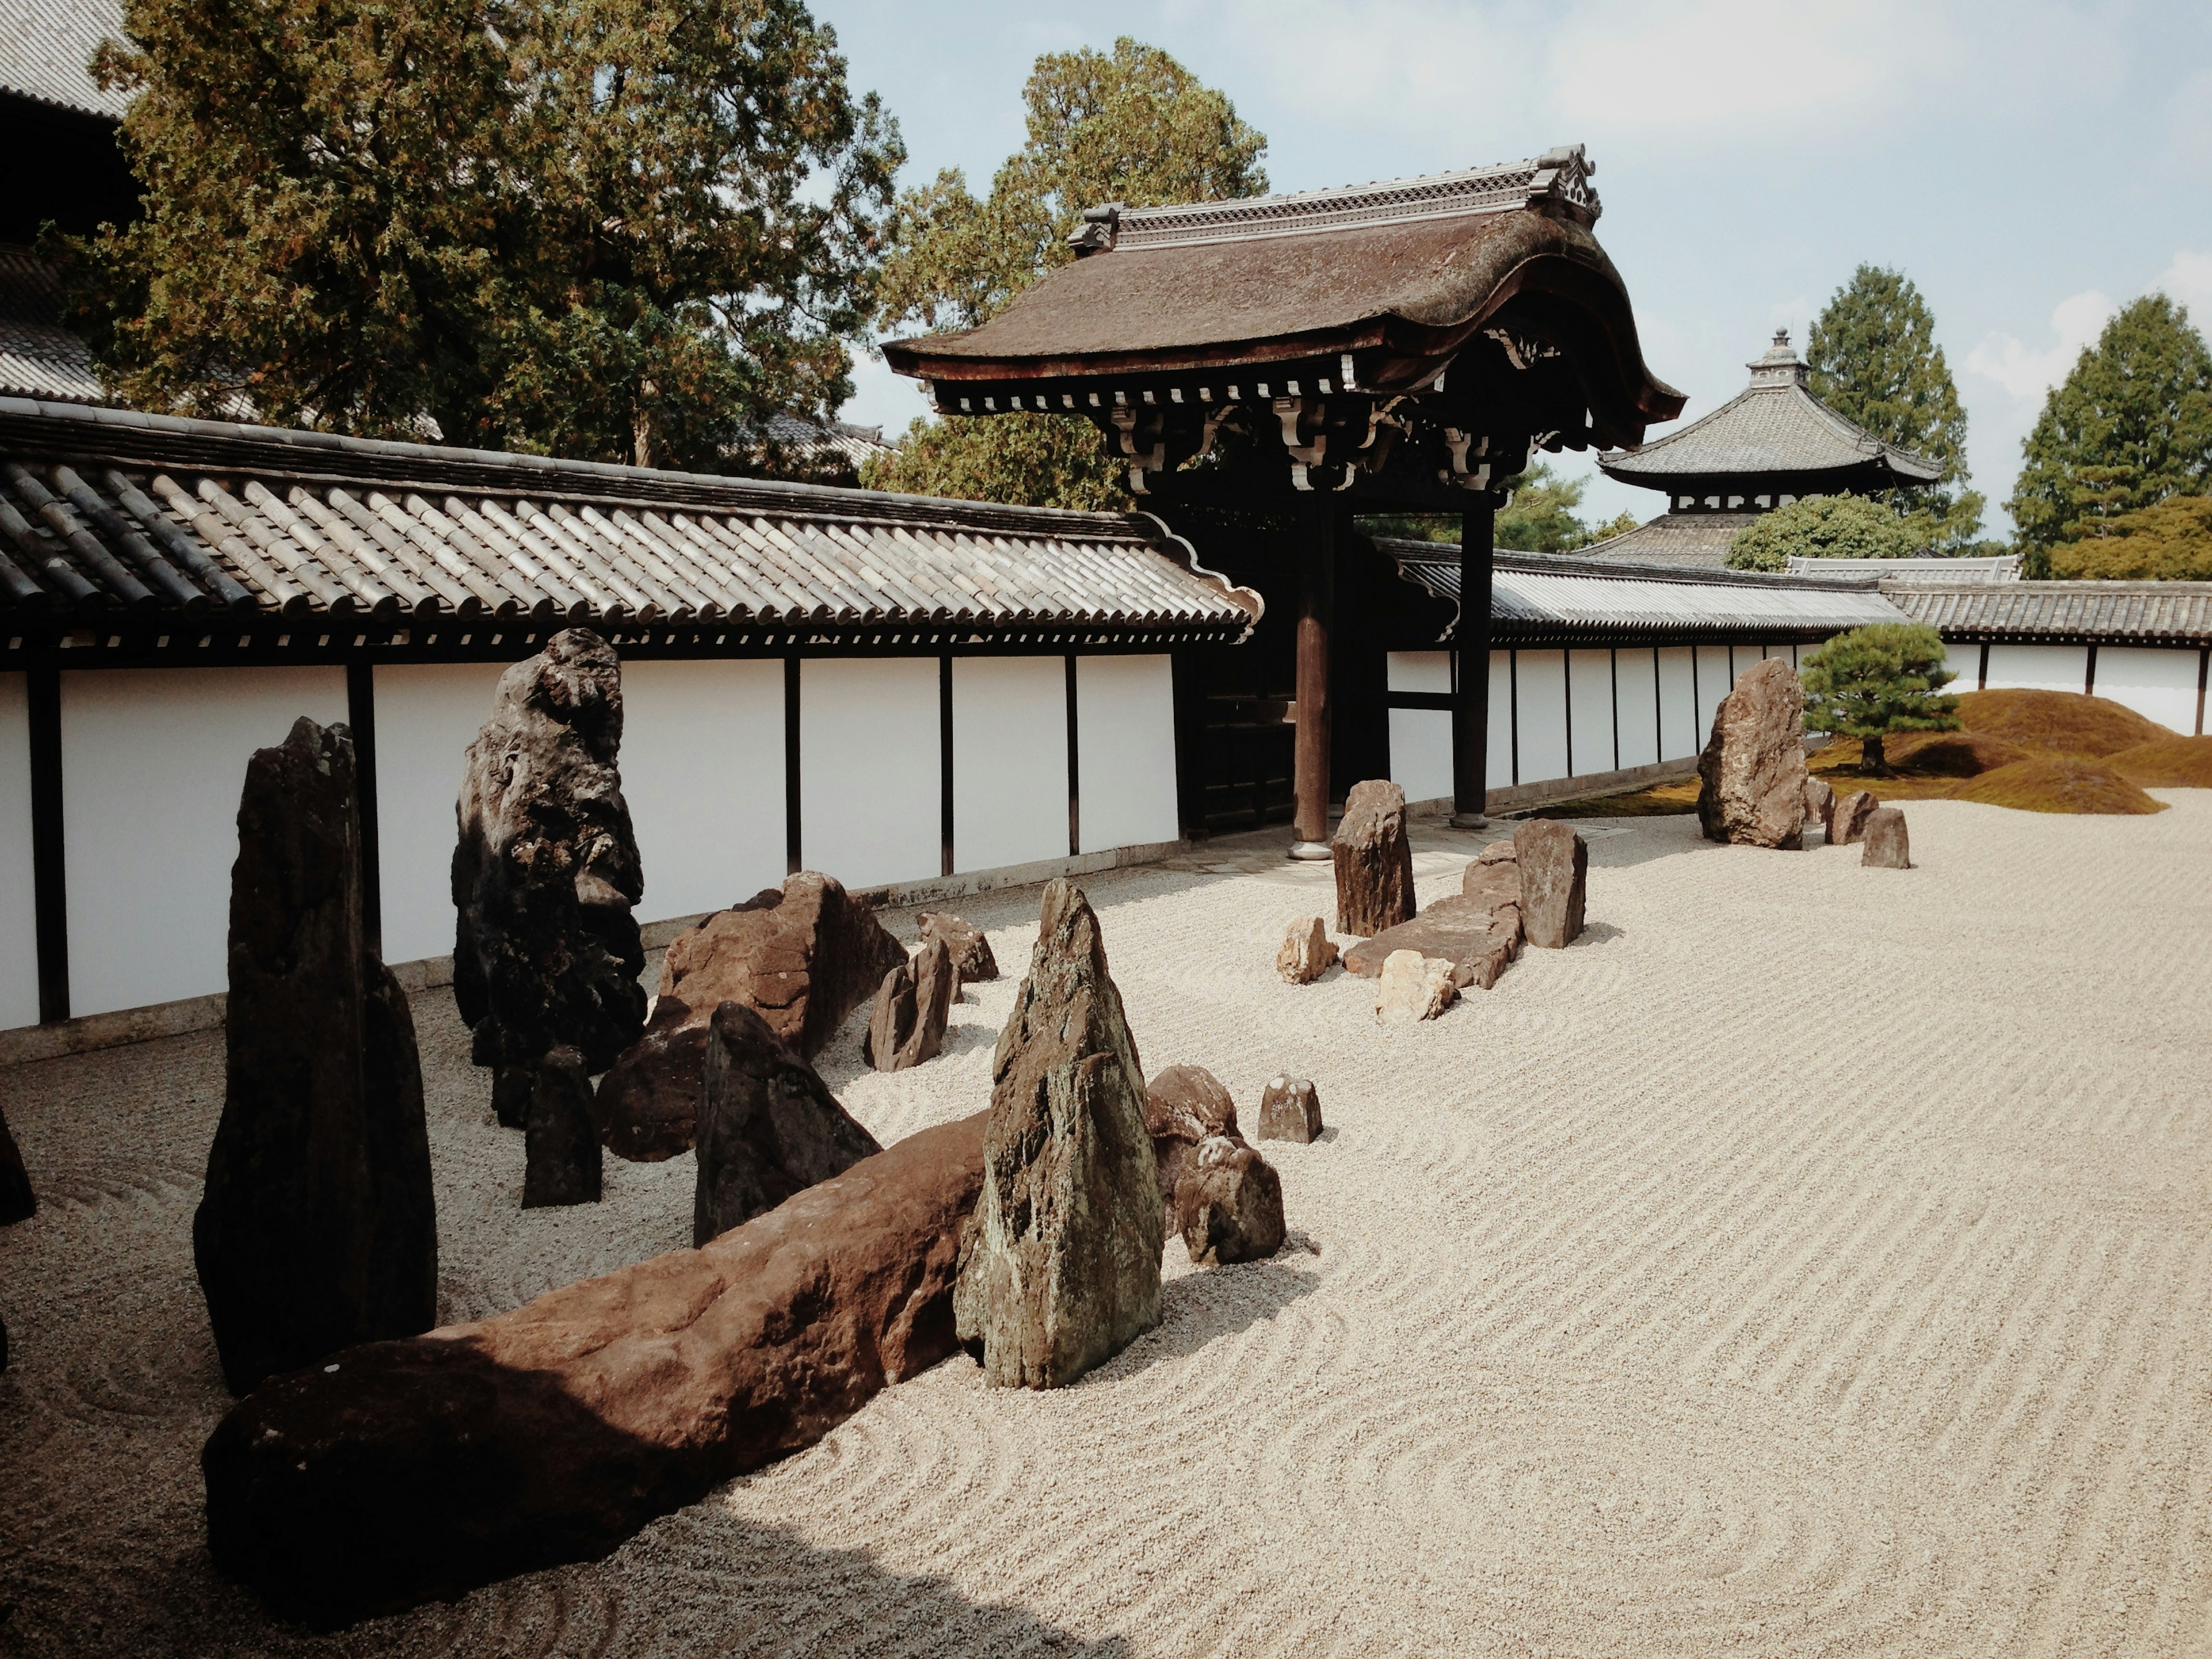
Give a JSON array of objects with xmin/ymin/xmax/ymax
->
[
  {"xmin": 1883, "ymin": 729, "xmax": 2032, "ymax": 777},
  {"xmin": 1949, "ymin": 757, "xmax": 2166, "ymax": 815},
  {"xmin": 1953, "ymin": 689, "xmax": 2169, "ymax": 759},
  {"xmin": 2105, "ymin": 735, "xmax": 2212, "ymax": 787}
]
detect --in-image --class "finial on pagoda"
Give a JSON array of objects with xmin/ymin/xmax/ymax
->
[{"xmin": 1748, "ymin": 328, "xmax": 1809, "ymax": 388}]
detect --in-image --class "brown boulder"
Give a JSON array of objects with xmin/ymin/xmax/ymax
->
[
  {"xmin": 918, "ymin": 911, "xmax": 998, "ymax": 983},
  {"xmin": 1832, "ymin": 789, "xmax": 1879, "ymax": 845},
  {"xmin": 0, "ymin": 1099, "xmax": 32, "ymax": 1226},
  {"xmin": 953, "ymin": 880, "xmax": 1161, "ymax": 1389},
  {"xmin": 1332, "ymin": 778, "xmax": 1415, "ymax": 936},
  {"xmin": 195, "ymin": 718, "xmax": 437, "ymax": 1396},
  {"xmin": 1696, "ymin": 657, "xmax": 1809, "ymax": 848},
  {"xmin": 1861, "ymin": 806, "xmax": 1913, "ymax": 869},
  {"xmin": 695, "ymin": 1002, "xmax": 881, "ymax": 1246},
  {"xmin": 863, "ymin": 937, "xmax": 957, "ymax": 1072},
  {"xmin": 1175, "ymin": 1137, "xmax": 1286, "ymax": 1266},
  {"xmin": 594, "ymin": 871, "xmax": 903, "ymax": 1160},
  {"xmin": 202, "ymin": 1110, "xmax": 987, "ymax": 1628},
  {"xmin": 1256, "ymin": 1075, "xmax": 1323, "ymax": 1144},
  {"xmin": 522, "ymin": 1049, "xmax": 602, "ymax": 1209},
  {"xmin": 1803, "ymin": 775, "xmax": 1836, "ymax": 840},
  {"xmin": 1142, "ymin": 1064, "xmax": 1239, "ymax": 1229},
  {"xmin": 1275, "ymin": 916, "xmax": 1339, "ymax": 984},
  {"xmin": 1514, "ymin": 820, "xmax": 1588, "ymax": 949},
  {"xmin": 452, "ymin": 630, "xmax": 647, "ymax": 1111},
  {"xmin": 1343, "ymin": 892, "xmax": 1520, "ymax": 989}
]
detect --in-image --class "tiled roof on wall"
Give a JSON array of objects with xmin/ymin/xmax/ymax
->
[{"xmin": 1884, "ymin": 579, "xmax": 2212, "ymax": 646}]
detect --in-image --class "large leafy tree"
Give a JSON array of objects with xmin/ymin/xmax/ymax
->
[
  {"xmin": 864, "ymin": 38, "xmax": 1266, "ymax": 507},
  {"xmin": 1725, "ymin": 493, "xmax": 1933, "ymax": 570},
  {"xmin": 2009, "ymin": 296, "xmax": 2212, "ymax": 573},
  {"xmin": 1800, "ymin": 623, "xmax": 1960, "ymax": 775},
  {"xmin": 58, "ymin": 0, "xmax": 901, "ymax": 475},
  {"xmin": 2049, "ymin": 494, "xmax": 2212, "ymax": 579},
  {"xmin": 1808, "ymin": 265, "xmax": 1982, "ymax": 544}
]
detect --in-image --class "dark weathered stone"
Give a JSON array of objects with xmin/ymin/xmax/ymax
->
[
  {"xmin": 1175, "ymin": 1137, "xmax": 1286, "ymax": 1266},
  {"xmin": 953, "ymin": 880, "xmax": 1161, "ymax": 1389},
  {"xmin": 595, "ymin": 872, "xmax": 902, "ymax": 1160},
  {"xmin": 453, "ymin": 631, "xmax": 647, "ymax": 1112},
  {"xmin": 1861, "ymin": 806, "xmax": 1913, "ymax": 869},
  {"xmin": 863, "ymin": 960, "xmax": 916, "ymax": 1072},
  {"xmin": 1514, "ymin": 819, "xmax": 1588, "ymax": 949},
  {"xmin": 918, "ymin": 911, "xmax": 998, "ymax": 983},
  {"xmin": 1142, "ymin": 1065, "xmax": 1239, "ymax": 1231},
  {"xmin": 523, "ymin": 1049, "xmax": 603, "ymax": 1209},
  {"xmin": 1332, "ymin": 779, "xmax": 1415, "ymax": 937},
  {"xmin": 1344, "ymin": 892, "xmax": 1519, "ymax": 988},
  {"xmin": 490, "ymin": 1063, "xmax": 532, "ymax": 1132},
  {"xmin": 0, "ymin": 1097, "xmax": 33, "ymax": 1226},
  {"xmin": 1803, "ymin": 775, "xmax": 1836, "ymax": 841},
  {"xmin": 1257, "ymin": 1075, "xmax": 1323, "ymax": 1144},
  {"xmin": 1832, "ymin": 789, "xmax": 1879, "ymax": 846},
  {"xmin": 695, "ymin": 1002, "xmax": 881, "ymax": 1247},
  {"xmin": 1696, "ymin": 658, "xmax": 1809, "ymax": 849},
  {"xmin": 1275, "ymin": 915, "xmax": 1339, "ymax": 984},
  {"xmin": 863, "ymin": 937, "xmax": 956, "ymax": 1073},
  {"xmin": 202, "ymin": 1111, "xmax": 987, "ymax": 1630},
  {"xmin": 195, "ymin": 718, "xmax": 437, "ymax": 1397}
]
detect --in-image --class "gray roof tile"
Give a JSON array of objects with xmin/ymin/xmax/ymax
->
[
  {"xmin": 1884, "ymin": 581, "xmax": 2212, "ymax": 646},
  {"xmin": 0, "ymin": 0, "xmax": 128, "ymax": 116}
]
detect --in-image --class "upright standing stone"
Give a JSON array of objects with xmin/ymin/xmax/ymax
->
[
  {"xmin": 195, "ymin": 718, "xmax": 437, "ymax": 1396},
  {"xmin": 1696, "ymin": 658, "xmax": 1810, "ymax": 849},
  {"xmin": 1257, "ymin": 1075, "xmax": 1324, "ymax": 1144},
  {"xmin": 1332, "ymin": 779, "xmax": 1415, "ymax": 936},
  {"xmin": 0, "ymin": 1100, "xmax": 32, "ymax": 1226},
  {"xmin": 453, "ymin": 631, "xmax": 646, "ymax": 1118},
  {"xmin": 953, "ymin": 880, "xmax": 1161, "ymax": 1389},
  {"xmin": 694, "ymin": 1001, "xmax": 881, "ymax": 1246},
  {"xmin": 918, "ymin": 911, "xmax": 998, "ymax": 983},
  {"xmin": 864, "ymin": 937, "xmax": 957, "ymax": 1072},
  {"xmin": 1832, "ymin": 789, "xmax": 1879, "ymax": 845},
  {"xmin": 1275, "ymin": 916, "xmax": 1339, "ymax": 984},
  {"xmin": 1803, "ymin": 775, "xmax": 1836, "ymax": 842},
  {"xmin": 523, "ymin": 1048, "xmax": 603, "ymax": 1209},
  {"xmin": 1514, "ymin": 820, "xmax": 1588, "ymax": 948},
  {"xmin": 1861, "ymin": 806, "xmax": 1913, "ymax": 869}
]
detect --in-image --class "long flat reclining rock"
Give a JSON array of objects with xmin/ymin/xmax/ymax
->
[
  {"xmin": 1342, "ymin": 892, "xmax": 1521, "ymax": 988},
  {"xmin": 202, "ymin": 1110, "xmax": 988, "ymax": 1629}
]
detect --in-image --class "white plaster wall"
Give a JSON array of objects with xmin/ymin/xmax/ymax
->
[
  {"xmin": 801, "ymin": 657, "xmax": 941, "ymax": 890},
  {"xmin": 1695, "ymin": 646, "xmax": 1732, "ymax": 747},
  {"xmin": 0, "ymin": 673, "xmax": 36, "ymax": 1029},
  {"xmin": 62, "ymin": 665, "xmax": 347, "ymax": 1016},
  {"xmin": 1616, "ymin": 647, "xmax": 1661, "ymax": 770},
  {"xmin": 953, "ymin": 656, "xmax": 1067, "ymax": 871},
  {"xmin": 623, "ymin": 658, "xmax": 786, "ymax": 922},
  {"xmin": 1387, "ymin": 650, "xmax": 1453, "ymax": 803},
  {"xmin": 1514, "ymin": 649, "xmax": 1568, "ymax": 785},
  {"xmin": 1985, "ymin": 644, "xmax": 2089, "ymax": 695},
  {"xmin": 1657, "ymin": 647, "xmax": 1699, "ymax": 759},
  {"xmin": 2094, "ymin": 647, "xmax": 2203, "ymax": 734},
  {"xmin": 1077, "ymin": 654, "xmax": 1179, "ymax": 854},
  {"xmin": 1488, "ymin": 652, "xmax": 1513, "ymax": 790},
  {"xmin": 1942, "ymin": 639, "xmax": 1983, "ymax": 694},
  {"xmin": 1568, "ymin": 648, "xmax": 1616, "ymax": 776},
  {"xmin": 372, "ymin": 662, "xmax": 508, "ymax": 966},
  {"xmin": 1386, "ymin": 651, "xmax": 1451, "ymax": 694}
]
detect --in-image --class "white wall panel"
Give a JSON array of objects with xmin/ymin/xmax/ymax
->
[
  {"xmin": 0, "ymin": 673, "xmax": 36, "ymax": 1029},
  {"xmin": 373, "ymin": 661, "xmax": 507, "ymax": 965},
  {"xmin": 1941, "ymin": 639, "xmax": 1983, "ymax": 694},
  {"xmin": 801, "ymin": 657, "xmax": 940, "ymax": 890},
  {"xmin": 1568, "ymin": 648, "xmax": 1615, "ymax": 776},
  {"xmin": 2094, "ymin": 647, "xmax": 2202, "ymax": 734},
  {"xmin": 954, "ymin": 656, "xmax": 1067, "ymax": 871},
  {"xmin": 1077, "ymin": 654, "xmax": 1178, "ymax": 853},
  {"xmin": 1387, "ymin": 651, "xmax": 1451, "ymax": 694},
  {"xmin": 623, "ymin": 658, "xmax": 786, "ymax": 923},
  {"xmin": 63, "ymin": 665, "xmax": 347, "ymax": 1016},
  {"xmin": 1657, "ymin": 647, "xmax": 1698, "ymax": 759},
  {"xmin": 1388, "ymin": 710, "xmax": 1453, "ymax": 803},
  {"xmin": 1514, "ymin": 650, "xmax": 1568, "ymax": 785},
  {"xmin": 1488, "ymin": 652, "xmax": 1512, "ymax": 790},
  {"xmin": 1694, "ymin": 646, "xmax": 1732, "ymax": 747},
  {"xmin": 1985, "ymin": 643, "xmax": 2089, "ymax": 695},
  {"xmin": 1616, "ymin": 647, "xmax": 1661, "ymax": 770}
]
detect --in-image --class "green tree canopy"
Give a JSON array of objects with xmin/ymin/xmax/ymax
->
[
  {"xmin": 1725, "ymin": 494, "xmax": 1934, "ymax": 571},
  {"xmin": 2048, "ymin": 494, "xmax": 2212, "ymax": 580},
  {"xmin": 1356, "ymin": 464, "xmax": 1638, "ymax": 552},
  {"xmin": 57, "ymin": 0, "xmax": 900, "ymax": 475},
  {"xmin": 1808, "ymin": 265, "xmax": 1982, "ymax": 544},
  {"xmin": 2008, "ymin": 295, "xmax": 2212, "ymax": 570},
  {"xmin": 1800, "ymin": 622, "xmax": 1960, "ymax": 775},
  {"xmin": 864, "ymin": 38, "xmax": 1266, "ymax": 507}
]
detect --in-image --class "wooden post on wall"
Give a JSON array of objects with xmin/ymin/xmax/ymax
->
[
  {"xmin": 1290, "ymin": 496, "xmax": 1335, "ymax": 858},
  {"xmin": 783, "ymin": 653, "xmax": 802, "ymax": 875},
  {"xmin": 938, "ymin": 653, "xmax": 955, "ymax": 878},
  {"xmin": 346, "ymin": 661, "xmax": 382, "ymax": 957},
  {"xmin": 1452, "ymin": 499, "xmax": 1495, "ymax": 827},
  {"xmin": 28, "ymin": 662, "xmax": 67, "ymax": 1024},
  {"xmin": 1064, "ymin": 654, "xmax": 1081, "ymax": 857}
]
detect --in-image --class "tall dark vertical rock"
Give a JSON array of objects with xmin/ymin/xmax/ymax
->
[
  {"xmin": 524, "ymin": 1048, "xmax": 603, "ymax": 1209},
  {"xmin": 863, "ymin": 937, "xmax": 957, "ymax": 1073},
  {"xmin": 1513, "ymin": 820, "xmax": 1588, "ymax": 949},
  {"xmin": 0, "ymin": 1099, "xmax": 33, "ymax": 1226},
  {"xmin": 452, "ymin": 630, "xmax": 646, "ymax": 1112},
  {"xmin": 194, "ymin": 718, "xmax": 437, "ymax": 1396},
  {"xmin": 1332, "ymin": 779, "xmax": 1415, "ymax": 936},
  {"xmin": 954, "ymin": 880, "xmax": 1162, "ymax": 1389}
]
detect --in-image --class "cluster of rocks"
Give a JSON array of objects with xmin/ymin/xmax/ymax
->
[{"xmin": 194, "ymin": 717, "xmax": 438, "ymax": 1395}]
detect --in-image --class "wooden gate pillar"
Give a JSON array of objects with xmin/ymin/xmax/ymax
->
[
  {"xmin": 1452, "ymin": 499, "xmax": 1497, "ymax": 828},
  {"xmin": 1290, "ymin": 497, "xmax": 1335, "ymax": 858}
]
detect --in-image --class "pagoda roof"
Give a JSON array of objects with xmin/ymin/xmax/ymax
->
[{"xmin": 1598, "ymin": 331, "xmax": 1942, "ymax": 494}]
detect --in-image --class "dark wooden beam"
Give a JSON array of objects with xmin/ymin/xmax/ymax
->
[
  {"xmin": 938, "ymin": 653, "xmax": 955, "ymax": 878},
  {"xmin": 1064, "ymin": 654, "xmax": 1081, "ymax": 857},
  {"xmin": 27, "ymin": 662, "xmax": 67, "ymax": 1023},
  {"xmin": 1291, "ymin": 497, "xmax": 1335, "ymax": 857},
  {"xmin": 783, "ymin": 654, "xmax": 801, "ymax": 875},
  {"xmin": 1141, "ymin": 467, "xmax": 1504, "ymax": 516},
  {"xmin": 346, "ymin": 661, "xmax": 381, "ymax": 957},
  {"xmin": 1452, "ymin": 500, "xmax": 1496, "ymax": 826}
]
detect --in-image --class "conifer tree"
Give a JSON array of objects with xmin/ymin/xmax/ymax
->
[
  {"xmin": 1800, "ymin": 623, "xmax": 1960, "ymax": 775},
  {"xmin": 1808, "ymin": 266, "xmax": 1982, "ymax": 544},
  {"xmin": 2008, "ymin": 295, "xmax": 2212, "ymax": 573}
]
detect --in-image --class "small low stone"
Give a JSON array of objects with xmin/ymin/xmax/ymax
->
[
  {"xmin": 1861, "ymin": 806, "xmax": 1913, "ymax": 869},
  {"xmin": 522, "ymin": 1048, "xmax": 603, "ymax": 1209},
  {"xmin": 1376, "ymin": 949, "xmax": 1456, "ymax": 1024},
  {"xmin": 918, "ymin": 912, "xmax": 998, "ymax": 983},
  {"xmin": 1832, "ymin": 789, "xmax": 1879, "ymax": 846},
  {"xmin": 862, "ymin": 937, "xmax": 957, "ymax": 1073},
  {"xmin": 1256, "ymin": 1075, "xmax": 1323, "ymax": 1144},
  {"xmin": 1475, "ymin": 840, "xmax": 1517, "ymax": 866},
  {"xmin": 1803, "ymin": 776, "xmax": 1836, "ymax": 842},
  {"xmin": 1275, "ymin": 916, "xmax": 1339, "ymax": 984},
  {"xmin": 1175, "ymin": 1136, "xmax": 1286, "ymax": 1266}
]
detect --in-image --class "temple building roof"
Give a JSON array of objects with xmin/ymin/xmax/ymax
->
[
  {"xmin": 1598, "ymin": 331, "xmax": 1942, "ymax": 502},
  {"xmin": 0, "ymin": 0, "xmax": 128, "ymax": 118}
]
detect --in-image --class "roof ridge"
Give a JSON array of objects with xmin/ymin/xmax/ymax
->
[{"xmin": 1371, "ymin": 535, "xmax": 1884, "ymax": 592}]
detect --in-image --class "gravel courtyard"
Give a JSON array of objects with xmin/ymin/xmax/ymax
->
[{"xmin": 2, "ymin": 795, "xmax": 2208, "ymax": 1657}]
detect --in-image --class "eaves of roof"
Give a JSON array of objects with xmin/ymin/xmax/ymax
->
[{"xmin": 1883, "ymin": 580, "xmax": 2212, "ymax": 647}]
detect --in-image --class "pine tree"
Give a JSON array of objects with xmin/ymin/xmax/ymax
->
[
  {"xmin": 1800, "ymin": 623, "xmax": 1960, "ymax": 775},
  {"xmin": 2008, "ymin": 295, "xmax": 2212, "ymax": 572},
  {"xmin": 865, "ymin": 39, "xmax": 1266, "ymax": 508},
  {"xmin": 1808, "ymin": 266, "xmax": 1982, "ymax": 544}
]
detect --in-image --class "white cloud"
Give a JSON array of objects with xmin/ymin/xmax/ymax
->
[
  {"xmin": 2155, "ymin": 250, "xmax": 2212, "ymax": 320},
  {"xmin": 1965, "ymin": 290, "xmax": 2116, "ymax": 402}
]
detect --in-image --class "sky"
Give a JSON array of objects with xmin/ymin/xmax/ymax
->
[{"xmin": 815, "ymin": 0, "xmax": 2212, "ymax": 536}]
